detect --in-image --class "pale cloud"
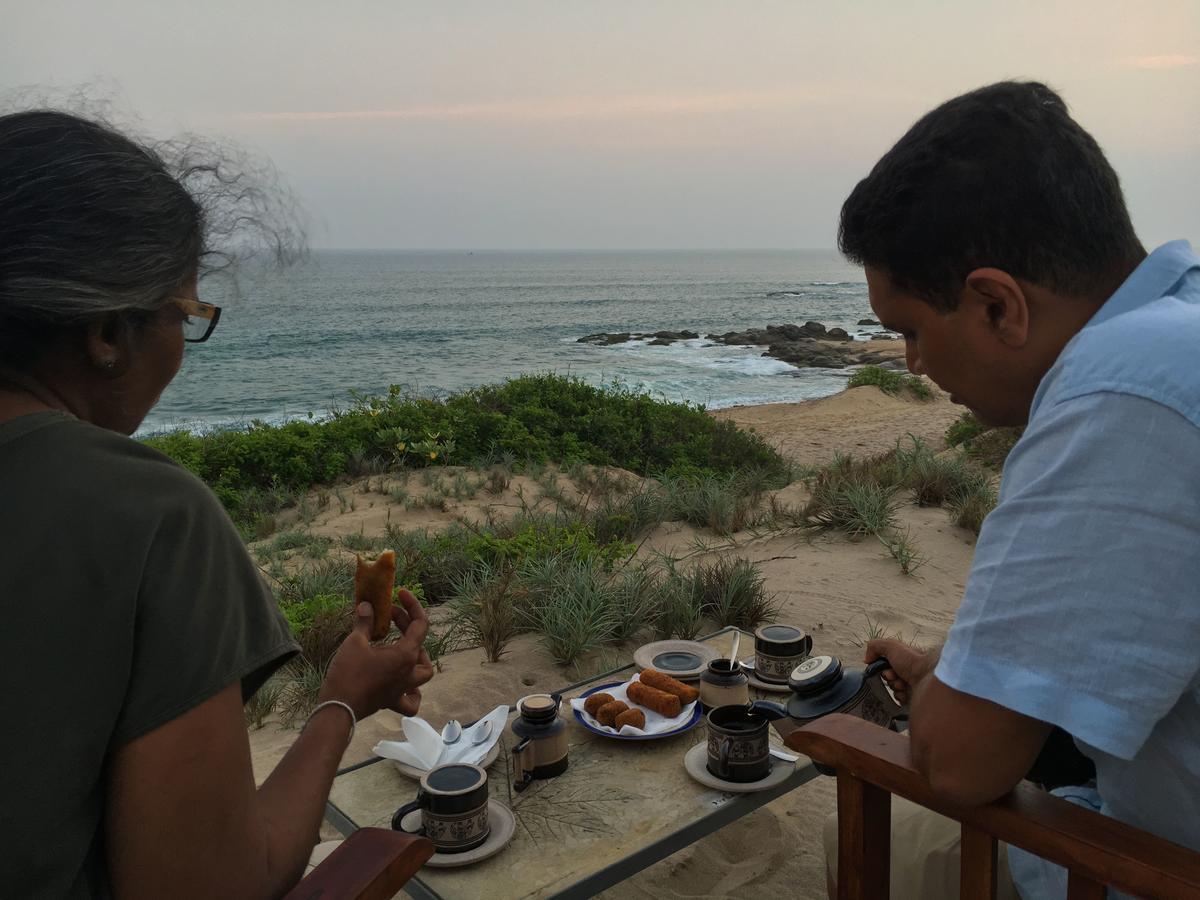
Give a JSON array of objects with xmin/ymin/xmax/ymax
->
[
  {"xmin": 241, "ymin": 87, "xmax": 890, "ymax": 123},
  {"xmin": 1121, "ymin": 54, "xmax": 1197, "ymax": 70}
]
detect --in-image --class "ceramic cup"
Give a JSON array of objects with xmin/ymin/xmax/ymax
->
[
  {"xmin": 753, "ymin": 624, "xmax": 813, "ymax": 684},
  {"xmin": 705, "ymin": 705, "xmax": 772, "ymax": 783},
  {"xmin": 699, "ymin": 659, "xmax": 750, "ymax": 711},
  {"xmin": 392, "ymin": 763, "xmax": 490, "ymax": 854}
]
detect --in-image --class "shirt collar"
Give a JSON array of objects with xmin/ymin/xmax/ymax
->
[{"xmin": 1087, "ymin": 239, "xmax": 1200, "ymax": 330}]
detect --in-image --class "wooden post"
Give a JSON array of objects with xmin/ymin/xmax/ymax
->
[
  {"xmin": 837, "ymin": 771, "xmax": 891, "ymax": 900},
  {"xmin": 960, "ymin": 823, "xmax": 998, "ymax": 900}
]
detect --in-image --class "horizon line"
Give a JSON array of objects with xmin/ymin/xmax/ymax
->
[{"xmin": 308, "ymin": 246, "xmax": 842, "ymax": 253}]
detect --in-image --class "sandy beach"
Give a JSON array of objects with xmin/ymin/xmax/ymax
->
[{"xmin": 248, "ymin": 382, "xmax": 974, "ymax": 899}]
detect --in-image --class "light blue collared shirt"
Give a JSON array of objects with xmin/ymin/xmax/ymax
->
[{"xmin": 935, "ymin": 241, "xmax": 1200, "ymax": 900}]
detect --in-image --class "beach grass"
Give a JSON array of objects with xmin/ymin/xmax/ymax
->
[{"xmin": 848, "ymin": 365, "xmax": 932, "ymax": 400}]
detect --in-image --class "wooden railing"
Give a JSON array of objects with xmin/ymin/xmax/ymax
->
[{"xmin": 784, "ymin": 714, "xmax": 1200, "ymax": 900}]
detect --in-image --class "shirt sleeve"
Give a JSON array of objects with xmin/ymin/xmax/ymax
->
[
  {"xmin": 935, "ymin": 391, "xmax": 1200, "ymax": 761},
  {"xmin": 111, "ymin": 467, "xmax": 298, "ymax": 746}
]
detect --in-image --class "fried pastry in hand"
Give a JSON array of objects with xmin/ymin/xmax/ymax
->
[{"xmin": 355, "ymin": 550, "xmax": 396, "ymax": 641}]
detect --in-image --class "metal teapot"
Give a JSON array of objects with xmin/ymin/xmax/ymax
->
[{"xmin": 749, "ymin": 654, "xmax": 905, "ymax": 729}]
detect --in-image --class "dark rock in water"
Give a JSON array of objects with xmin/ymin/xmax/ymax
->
[
  {"xmin": 858, "ymin": 318, "xmax": 880, "ymax": 326},
  {"xmin": 579, "ymin": 322, "xmax": 905, "ymax": 371},
  {"xmin": 764, "ymin": 323, "xmax": 805, "ymax": 341},
  {"xmin": 578, "ymin": 332, "xmax": 633, "ymax": 345}
]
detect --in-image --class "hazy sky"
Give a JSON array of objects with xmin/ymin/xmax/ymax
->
[{"xmin": 5, "ymin": 1, "xmax": 1198, "ymax": 249}]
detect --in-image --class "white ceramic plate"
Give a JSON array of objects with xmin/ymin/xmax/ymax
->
[{"xmin": 633, "ymin": 640, "xmax": 718, "ymax": 681}]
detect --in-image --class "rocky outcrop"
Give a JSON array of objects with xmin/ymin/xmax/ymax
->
[
  {"xmin": 578, "ymin": 329, "xmax": 699, "ymax": 347},
  {"xmin": 578, "ymin": 322, "xmax": 902, "ymax": 370}
]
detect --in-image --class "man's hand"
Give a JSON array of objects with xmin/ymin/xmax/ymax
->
[{"xmin": 864, "ymin": 638, "xmax": 936, "ymax": 706}]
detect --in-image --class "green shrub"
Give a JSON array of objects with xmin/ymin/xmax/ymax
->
[
  {"xmin": 279, "ymin": 593, "xmax": 354, "ymax": 685},
  {"xmin": 802, "ymin": 453, "xmax": 904, "ymax": 536},
  {"xmin": 659, "ymin": 472, "xmax": 760, "ymax": 535},
  {"xmin": 947, "ymin": 480, "xmax": 999, "ymax": 533},
  {"xmin": 143, "ymin": 375, "xmax": 788, "ymax": 532},
  {"xmin": 944, "ymin": 412, "xmax": 986, "ymax": 447},
  {"xmin": 847, "ymin": 365, "xmax": 931, "ymax": 400},
  {"xmin": 892, "ymin": 437, "xmax": 990, "ymax": 507},
  {"xmin": 520, "ymin": 557, "xmax": 617, "ymax": 666},
  {"xmin": 944, "ymin": 412, "xmax": 1023, "ymax": 470},
  {"xmin": 447, "ymin": 566, "xmax": 522, "ymax": 663},
  {"xmin": 690, "ymin": 557, "xmax": 779, "ymax": 630}
]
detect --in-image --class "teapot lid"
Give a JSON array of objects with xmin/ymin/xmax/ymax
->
[{"xmin": 787, "ymin": 655, "xmax": 844, "ymax": 697}]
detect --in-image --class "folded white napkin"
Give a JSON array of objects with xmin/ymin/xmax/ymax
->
[
  {"xmin": 373, "ymin": 705, "xmax": 509, "ymax": 771},
  {"xmin": 569, "ymin": 674, "xmax": 697, "ymax": 737}
]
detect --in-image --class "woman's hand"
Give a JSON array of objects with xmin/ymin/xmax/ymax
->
[
  {"xmin": 864, "ymin": 638, "xmax": 936, "ymax": 706},
  {"xmin": 319, "ymin": 588, "xmax": 435, "ymax": 719}
]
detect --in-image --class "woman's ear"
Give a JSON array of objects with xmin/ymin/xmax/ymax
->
[
  {"xmin": 962, "ymin": 268, "xmax": 1030, "ymax": 348},
  {"xmin": 84, "ymin": 315, "xmax": 132, "ymax": 377}
]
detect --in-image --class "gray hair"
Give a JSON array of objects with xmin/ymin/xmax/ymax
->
[{"xmin": 0, "ymin": 108, "xmax": 306, "ymax": 366}]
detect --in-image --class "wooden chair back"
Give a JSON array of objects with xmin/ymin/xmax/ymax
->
[
  {"xmin": 783, "ymin": 714, "xmax": 1200, "ymax": 900},
  {"xmin": 283, "ymin": 828, "xmax": 434, "ymax": 900}
]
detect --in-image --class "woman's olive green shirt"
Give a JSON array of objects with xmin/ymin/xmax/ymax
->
[{"xmin": 0, "ymin": 412, "xmax": 297, "ymax": 898}]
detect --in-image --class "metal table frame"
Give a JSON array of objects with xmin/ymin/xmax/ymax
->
[{"xmin": 324, "ymin": 627, "xmax": 821, "ymax": 900}]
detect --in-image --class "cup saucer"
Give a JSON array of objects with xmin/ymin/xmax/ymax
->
[
  {"xmin": 682, "ymin": 743, "xmax": 798, "ymax": 793},
  {"xmin": 398, "ymin": 799, "xmax": 516, "ymax": 867},
  {"xmin": 739, "ymin": 659, "xmax": 792, "ymax": 693}
]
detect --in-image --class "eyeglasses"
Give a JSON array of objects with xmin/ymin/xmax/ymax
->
[{"xmin": 172, "ymin": 297, "xmax": 222, "ymax": 343}]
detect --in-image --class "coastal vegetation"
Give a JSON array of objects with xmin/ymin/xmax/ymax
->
[
  {"xmin": 944, "ymin": 411, "xmax": 1024, "ymax": 470},
  {"xmin": 145, "ymin": 373, "xmax": 786, "ymax": 539},
  {"xmin": 847, "ymin": 364, "xmax": 932, "ymax": 400},
  {"xmin": 149, "ymin": 374, "xmax": 999, "ymax": 728}
]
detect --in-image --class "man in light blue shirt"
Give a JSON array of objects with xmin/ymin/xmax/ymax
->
[{"xmin": 832, "ymin": 80, "xmax": 1200, "ymax": 899}]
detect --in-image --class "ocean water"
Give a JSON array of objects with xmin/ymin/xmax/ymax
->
[{"xmin": 143, "ymin": 249, "xmax": 882, "ymax": 434}]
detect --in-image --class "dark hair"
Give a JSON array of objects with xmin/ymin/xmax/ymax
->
[
  {"xmin": 838, "ymin": 81, "xmax": 1144, "ymax": 310},
  {"xmin": 0, "ymin": 109, "xmax": 304, "ymax": 367}
]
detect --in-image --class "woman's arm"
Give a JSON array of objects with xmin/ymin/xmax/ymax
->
[{"xmin": 105, "ymin": 592, "xmax": 433, "ymax": 900}]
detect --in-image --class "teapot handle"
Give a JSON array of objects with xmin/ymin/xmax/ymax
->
[
  {"xmin": 512, "ymin": 736, "xmax": 534, "ymax": 792},
  {"xmin": 864, "ymin": 657, "xmax": 907, "ymax": 715}
]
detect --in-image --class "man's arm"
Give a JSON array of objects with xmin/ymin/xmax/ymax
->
[{"xmin": 867, "ymin": 639, "xmax": 1052, "ymax": 807}]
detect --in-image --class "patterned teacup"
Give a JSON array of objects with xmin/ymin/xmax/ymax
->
[
  {"xmin": 706, "ymin": 705, "xmax": 772, "ymax": 783},
  {"xmin": 392, "ymin": 763, "xmax": 490, "ymax": 854}
]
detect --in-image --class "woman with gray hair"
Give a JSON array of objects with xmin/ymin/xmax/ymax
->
[{"xmin": 0, "ymin": 110, "xmax": 434, "ymax": 898}]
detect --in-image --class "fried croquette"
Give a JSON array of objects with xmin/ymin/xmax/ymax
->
[
  {"xmin": 583, "ymin": 692, "xmax": 615, "ymax": 717},
  {"xmin": 596, "ymin": 700, "xmax": 629, "ymax": 726},
  {"xmin": 614, "ymin": 708, "xmax": 646, "ymax": 730},
  {"xmin": 627, "ymin": 680, "xmax": 682, "ymax": 718},
  {"xmin": 639, "ymin": 669, "xmax": 700, "ymax": 705}
]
